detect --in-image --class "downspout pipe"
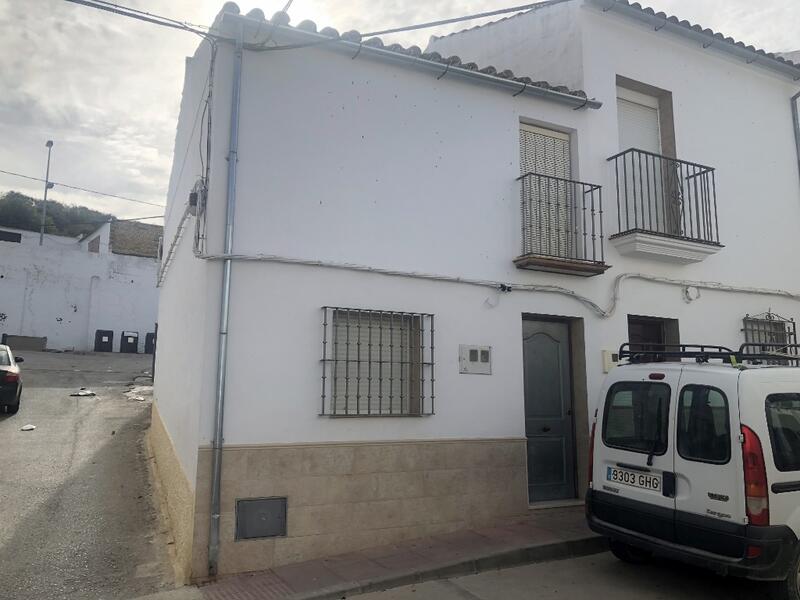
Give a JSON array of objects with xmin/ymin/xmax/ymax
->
[
  {"xmin": 208, "ymin": 24, "xmax": 244, "ymax": 578},
  {"xmin": 792, "ymin": 90, "xmax": 800, "ymax": 185}
]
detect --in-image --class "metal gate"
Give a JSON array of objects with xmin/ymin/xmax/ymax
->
[{"xmin": 94, "ymin": 330, "xmax": 113, "ymax": 352}]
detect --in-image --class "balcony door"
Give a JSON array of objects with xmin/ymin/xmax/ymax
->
[
  {"xmin": 617, "ymin": 87, "xmax": 682, "ymax": 236},
  {"xmin": 519, "ymin": 124, "xmax": 577, "ymax": 260}
]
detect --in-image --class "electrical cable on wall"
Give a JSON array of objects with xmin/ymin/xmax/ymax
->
[{"xmin": 187, "ymin": 246, "xmax": 800, "ymax": 320}]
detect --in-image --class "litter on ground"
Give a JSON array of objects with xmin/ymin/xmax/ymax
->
[
  {"xmin": 70, "ymin": 388, "xmax": 96, "ymax": 397},
  {"xmin": 20, "ymin": 424, "xmax": 36, "ymax": 431}
]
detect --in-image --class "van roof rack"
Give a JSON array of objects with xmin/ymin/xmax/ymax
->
[{"xmin": 618, "ymin": 343, "xmax": 800, "ymax": 365}]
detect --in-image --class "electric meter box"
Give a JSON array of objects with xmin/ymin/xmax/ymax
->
[{"xmin": 459, "ymin": 345, "xmax": 492, "ymax": 375}]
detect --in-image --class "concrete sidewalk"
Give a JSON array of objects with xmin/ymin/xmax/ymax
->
[{"xmin": 136, "ymin": 506, "xmax": 603, "ymax": 600}]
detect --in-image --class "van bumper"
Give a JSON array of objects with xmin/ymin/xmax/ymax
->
[{"xmin": 587, "ymin": 490, "xmax": 797, "ymax": 581}]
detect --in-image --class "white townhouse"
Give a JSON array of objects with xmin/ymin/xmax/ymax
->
[
  {"xmin": 0, "ymin": 220, "xmax": 160, "ymax": 353},
  {"xmin": 151, "ymin": 0, "xmax": 800, "ymax": 581}
]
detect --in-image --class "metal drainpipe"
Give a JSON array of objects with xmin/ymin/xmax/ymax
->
[
  {"xmin": 208, "ymin": 25, "xmax": 244, "ymax": 578},
  {"xmin": 792, "ymin": 90, "xmax": 800, "ymax": 185}
]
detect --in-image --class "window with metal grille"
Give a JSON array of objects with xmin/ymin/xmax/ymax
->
[
  {"xmin": 742, "ymin": 311, "xmax": 798, "ymax": 364},
  {"xmin": 320, "ymin": 307, "xmax": 434, "ymax": 416}
]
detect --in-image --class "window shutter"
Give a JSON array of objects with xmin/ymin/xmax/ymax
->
[
  {"xmin": 519, "ymin": 125, "xmax": 575, "ymax": 258},
  {"xmin": 617, "ymin": 97, "xmax": 661, "ymax": 154},
  {"xmin": 519, "ymin": 124, "xmax": 571, "ymax": 179}
]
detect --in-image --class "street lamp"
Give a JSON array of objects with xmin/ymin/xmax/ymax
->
[{"xmin": 39, "ymin": 140, "xmax": 54, "ymax": 246}]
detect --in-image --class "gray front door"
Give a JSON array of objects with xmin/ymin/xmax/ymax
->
[{"xmin": 522, "ymin": 319, "xmax": 576, "ymax": 503}]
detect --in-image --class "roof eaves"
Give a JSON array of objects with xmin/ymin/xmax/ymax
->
[
  {"xmin": 590, "ymin": 0, "xmax": 800, "ymax": 81},
  {"xmin": 220, "ymin": 8, "xmax": 602, "ymax": 109}
]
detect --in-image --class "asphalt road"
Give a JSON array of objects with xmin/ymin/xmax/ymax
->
[
  {"xmin": 0, "ymin": 351, "xmax": 173, "ymax": 600},
  {"xmin": 355, "ymin": 552, "xmax": 770, "ymax": 599}
]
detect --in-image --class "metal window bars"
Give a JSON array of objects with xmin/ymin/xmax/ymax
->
[
  {"xmin": 321, "ymin": 307, "xmax": 435, "ymax": 416},
  {"xmin": 517, "ymin": 172, "xmax": 606, "ymax": 265},
  {"xmin": 607, "ymin": 148, "xmax": 720, "ymax": 245},
  {"xmin": 743, "ymin": 312, "xmax": 798, "ymax": 365}
]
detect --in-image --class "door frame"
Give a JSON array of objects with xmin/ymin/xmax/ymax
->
[{"xmin": 521, "ymin": 314, "xmax": 589, "ymax": 504}]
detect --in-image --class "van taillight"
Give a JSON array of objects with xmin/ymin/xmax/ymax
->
[
  {"xmin": 741, "ymin": 425, "xmax": 769, "ymax": 526},
  {"xmin": 588, "ymin": 412, "xmax": 597, "ymax": 487}
]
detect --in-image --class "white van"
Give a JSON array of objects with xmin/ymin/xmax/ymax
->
[{"xmin": 587, "ymin": 344, "xmax": 800, "ymax": 599}]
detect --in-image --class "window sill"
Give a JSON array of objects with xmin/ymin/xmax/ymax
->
[
  {"xmin": 609, "ymin": 230, "xmax": 723, "ymax": 264},
  {"xmin": 514, "ymin": 253, "xmax": 610, "ymax": 277}
]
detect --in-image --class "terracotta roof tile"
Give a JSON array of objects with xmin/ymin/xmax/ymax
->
[
  {"xmin": 430, "ymin": 0, "xmax": 800, "ymax": 78},
  {"xmin": 229, "ymin": 7, "xmax": 591, "ymax": 100}
]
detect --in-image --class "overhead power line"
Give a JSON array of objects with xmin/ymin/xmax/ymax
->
[
  {"xmin": 62, "ymin": 0, "xmax": 550, "ymax": 46},
  {"xmin": 362, "ymin": 2, "xmax": 549, "ymax": 37},
  {"xmin": 0, "ymin": 214, "xmax": 163, "ymax": 233},
  {"xmin": 62, "ymin": 0, "xmax": 208, "ymax": 37},
  {"xmin": 0, "ymin": 168, "xmax": 165, "ymax": 208}
]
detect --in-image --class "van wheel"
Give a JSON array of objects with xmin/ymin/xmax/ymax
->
[
  {"xmin": 768, "ymin": 545, "xmax": 800, "ymax": 600},
  {"xmin": 609, "ymin": 540, "xmax": 652, "ymax": 565}
]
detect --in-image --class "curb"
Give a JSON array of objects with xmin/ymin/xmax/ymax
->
[{"xmin": 293, "ymin": 535, "xmax": 607, "ymax": 600}]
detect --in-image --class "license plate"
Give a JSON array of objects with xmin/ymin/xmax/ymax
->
[{"xmin": 606, "ymin": 466, "xmax": 661, "ymax": 491}]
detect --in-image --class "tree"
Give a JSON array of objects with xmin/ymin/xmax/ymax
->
[{"xmin": 0, "ymin": 191, "xmax": 116, "ymax": 237}]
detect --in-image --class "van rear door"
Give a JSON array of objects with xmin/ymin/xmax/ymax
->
[
  {"xmin": 593, "ymin": 368, "xmax": 679, "ymax": 543},
  {"xmin": 741, "ymin": 371, "xmax": 800, "ymax": 543},
  {"xmin": 673, "ymin": 366, "xmax": 746, "ymax": 556}
]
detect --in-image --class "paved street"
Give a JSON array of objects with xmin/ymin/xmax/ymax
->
[
  {"xmin": 355, "ymin": 552, "xmax": 768, "ymax": 600},
  {"xmin": 0, "ymin": 351, "xmax": 174, "ymax": 600}
]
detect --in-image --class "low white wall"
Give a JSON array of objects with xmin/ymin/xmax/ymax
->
[
  {"xmin": 427, "ymin": 1, "xmax": 585, "ymax": 92},
  {"xmin": 0, "ymin": 227, "xmax": 158, "ymax": 352}
]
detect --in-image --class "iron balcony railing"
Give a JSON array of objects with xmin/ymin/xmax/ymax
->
[
  {"xmin": 518, "ymin": 172, "xmax": 606, "ymax": 265},
  {"xmin": 608, "ymin": 148, "xmax": 720, "ymax": 244}
]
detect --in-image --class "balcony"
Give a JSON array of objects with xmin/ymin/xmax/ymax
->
[
  {"xmin": 607, "ymin": 148, "xmax": 723, "ymax": 263},
  {"xmin": 514, "ymin": 172, "xmax": 609, "ymax": 276}
]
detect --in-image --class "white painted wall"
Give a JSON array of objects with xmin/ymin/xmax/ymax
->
[
  {"xmin": 0, "ymin": 226, "xmax": 158, "ymax": 352},
  {"xmin": 156, "ymin": 12, "xmax": 800, "ymax": 454},
  {"xmin": 153, "ymin": 39, "xmax": 226, "ymax": 485},
  {"xmin": 427, "ymin": 1, "xmax": 585, "ymax": 93}
]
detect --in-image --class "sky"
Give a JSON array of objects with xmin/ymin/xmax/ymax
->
[{"xmin": 0, "ymin": 0, "xmax": 798, "ymax": 223}]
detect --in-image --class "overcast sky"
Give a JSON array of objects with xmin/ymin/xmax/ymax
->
[{"xmin": 0, "ymin": 0, "xmax": 797, "ymax": 222}]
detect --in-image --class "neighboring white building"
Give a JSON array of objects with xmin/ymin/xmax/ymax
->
[
  {"xmin": 0, "ymin": 221, "xmax": 161, "ymax": 353},
  {"xmin": 151, "ymin": 1, "xmax": 800, "ymax": 581}
]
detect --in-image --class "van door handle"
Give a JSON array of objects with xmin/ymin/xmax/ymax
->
[
  {"xmin": 662, "ymin": 472, "xmax": 676, "ymax": 498},
  {"xmin": 541, "ymin": 426, "xmax": 551, "ymax": 433}
]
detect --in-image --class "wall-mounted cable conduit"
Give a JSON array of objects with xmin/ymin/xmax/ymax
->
[
  {"xmin": 192, "ymin": 248, "xmax": 800, "ymax": 320},
  {"xmin": 157, "ymin": 204, "xmax": 191, "ymax": 287},
  {"xmin": 207, "ymin": 22, "xmax": 244, "ymax": 579}
]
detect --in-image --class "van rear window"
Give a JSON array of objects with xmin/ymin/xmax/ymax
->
[
  {"xmin": 766, "ymin": 394, "xmax": 800, "ymax": 472},
  {"xmin": 677, "ymin": 385, "xmax": 730, "ymax": 464},
  {"xmin": 603, "ymin": 382, "xmax": 671, "ymax": 456}
]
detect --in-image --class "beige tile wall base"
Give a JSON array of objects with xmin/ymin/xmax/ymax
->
[
  {"xmin": 191, "ymin": 438, "xmax": 528, "ymax": 579},
  {"xmin": 149, "ymin": 402, "xmax": 196, "ymax": 584}
]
